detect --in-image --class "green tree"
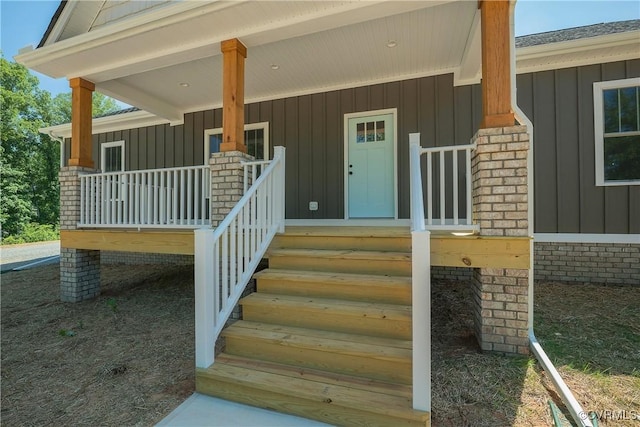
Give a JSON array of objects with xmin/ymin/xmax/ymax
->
[
  {"xmin": 1, "ymin": 57, "xmax": 53, "ymax": 236},
  {"xmin": 1, "ymin": 56, "xmax": 121, "ymax": 240},
  {"xmin": 50, "ymin": 91, "xmax": 119, "ymax": 125}
]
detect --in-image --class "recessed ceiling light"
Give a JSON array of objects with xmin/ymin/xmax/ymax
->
[
  {"xmin": 386, "ymin": 40, "xmax": 397, "ymax": 48},
  {"xmin": 271, "ymin": 64, "xmax": 280, "ymax": 70},
  {"xmin": 179, "ymin": 82, "xmax": 190, "ymax": 87}
]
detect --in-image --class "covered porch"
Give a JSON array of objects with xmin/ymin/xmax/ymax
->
[{"xmin": 19, "ymin": 1, "xmax": 533, "ymax": 425}]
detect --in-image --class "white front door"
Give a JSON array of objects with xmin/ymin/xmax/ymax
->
[{"xmin": 346, "ymin": 112, "xmax": 395, "ymax": 218}]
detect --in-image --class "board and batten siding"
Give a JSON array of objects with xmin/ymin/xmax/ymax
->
[
  {"xmin": 516, "ymin": 59, "xmax": 640, "ymax": 234},
  {"xmin": 71, "ymin": 59, "xmax": 638, "ymax": 233},
  {"xmin": 79, "ymin": 73, "xmax": 482, "ymax": 220}
]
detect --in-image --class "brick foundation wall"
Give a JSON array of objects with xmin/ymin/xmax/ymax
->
[
  {"xmin": 101, "ymin": 251, "xmax": 194, "ymax": 265},
  {"xmin": 535, "ymin": 241, "xmax": 640, "ymax": 285}
]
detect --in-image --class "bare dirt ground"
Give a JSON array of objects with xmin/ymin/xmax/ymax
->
[{"xmin": 2, "ymin": 264, "xmax": 638, "ymax": 426}]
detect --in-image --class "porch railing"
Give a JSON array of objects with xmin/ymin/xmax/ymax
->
[
  {"xmin": 194, "ymin": 146, "xmax": 286, "ymax": 369},
  {"xmin": 408, "ymin": 133, "xmax": 431, "ymax": 412},
  {"xmin": 78, "ymin": 165, "xmax": 210, "ymax": 228},
  {"xmin": 412, "ymin": 137, "xmax": 476, "ymax": 230}
]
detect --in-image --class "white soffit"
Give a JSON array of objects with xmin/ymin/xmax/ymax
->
[{"xmin": 100, "ymin": 1, "xmax": 476, "ymax": 115}]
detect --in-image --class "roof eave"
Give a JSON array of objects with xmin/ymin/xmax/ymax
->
[{"xmin": 39, "ymin": 110, "xmax": 172, "ymax": 139}]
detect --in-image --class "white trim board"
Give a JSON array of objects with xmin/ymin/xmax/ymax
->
[
  {"xmin": 534, "ymin": 233, "xmax": 640, "ymax": 244},
  {"xmin": 593, "ymin": 77, "xmax": 640, "ymax": 187},
  {"xmin": 203, "ymin": 122, "xmax": 270, "ymax": 164},
  {"xmin": 343, "ymin": 108, "xmax": 398, "ymax": 220}
]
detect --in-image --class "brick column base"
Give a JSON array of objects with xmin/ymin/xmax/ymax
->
[
  {"xmin": 60, "ymin": 248, "xmax": 100, "ymax": 302},
  {"xmin": 209, "ymin": 151, "xmax": 255, "ymax": 227},
  {"xmin": 59, "ymin": 166, "xmax": 101, "ymax": 302},
  {"xmin": 472, "ymin": 126, "xmax": 530, "ymax": 355},
  {"xmin": 473, "ymin": 268, "xmax": 529, "ymax": 355}
]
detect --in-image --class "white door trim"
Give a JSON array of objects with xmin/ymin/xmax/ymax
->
[{"xmin": 343, "ymin": 108, "xmax": 398, "ymax": 219}]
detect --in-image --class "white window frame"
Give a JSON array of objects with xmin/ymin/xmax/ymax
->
[
  {"xmin": 593, "ymin": 77, "xmax": 640, "ymax": 186},
  {"xmin": 100, "ymin": 140, "xmax": 125, "ymax": 172},
  {"xmin": 203, "ymin": 122, "xmax": 270, "ymax": 164}
]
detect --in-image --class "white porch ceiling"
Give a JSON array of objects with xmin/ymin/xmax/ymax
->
[{"xmin": 19, "ymin": 1, "xmax": 479, "ymax": 123}]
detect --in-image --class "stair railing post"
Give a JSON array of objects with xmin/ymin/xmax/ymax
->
[
  {"xmin": 412, "ymin": 229, "xmax": 431, "ymax": 412},
  {"xmin": 274, "ymin": 146, "xmax": 286, "ymax": 233},
  {"xmin": 195, "ymin": 228, "xmax": 216, "ymax": 369}
]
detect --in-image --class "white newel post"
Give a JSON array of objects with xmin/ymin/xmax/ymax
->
[
  {"xmin": 195, "ymin": 228, "xmax": 215, "ymax": 369},
  {"xmin": 412, "ymin": 230, "xmax": 431, "ymax": 412}
]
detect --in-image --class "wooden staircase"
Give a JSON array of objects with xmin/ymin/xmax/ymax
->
[{"xmin": 196, "ymin": 227, "xmax": 430, "ymax": 427}]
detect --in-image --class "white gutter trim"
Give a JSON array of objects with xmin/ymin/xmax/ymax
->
[
  {"xmin": 15, "ymin": 2, "xmax": 221, "ymax": 69},
  {"xmin": 517, "ymin": 30, "xmax": 640, "ymax": 62},
  {"xmin": 534, "ymin": 233, "xmax": 640, "ymax": 244},
  {"xmin": 38, "ymin": 110, "xmax": 172, "ymax": 139},
  {"xmin": 510, "ymin": 2, "xmax": 593, "ymax": 426}
]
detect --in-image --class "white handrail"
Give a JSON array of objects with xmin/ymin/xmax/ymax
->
[
  {"xmin": 409, "ymin": 133, "xmax": 431, "ymax": 412},
  {"xmin": 195, "ymin": 146, "xmax": 286, "ymax": 369},
  {"xmin": 78, "ymin": 165, "xmax": 210, "ymax": 228}
]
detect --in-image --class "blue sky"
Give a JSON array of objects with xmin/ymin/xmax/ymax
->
[{"xmin": 1, "ymin": 0, "xmax": 639, "ymax": 97}]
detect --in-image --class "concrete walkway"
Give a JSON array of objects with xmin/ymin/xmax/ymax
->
[
  {"xmin": 0, "ymin": 240, "xmax": 60, "ymax": 272},
  {"xmin": 157, "ymin": 393, "xmax": 332, "ymax": 427}
]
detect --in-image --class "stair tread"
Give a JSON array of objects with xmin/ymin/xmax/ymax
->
[
  {"xmin": 223, "ymin": 320, "xmax": 412, "ymax": 357},
  {"xmin": 215, "ymin": 353, "xmax": 412, "ymax": 398},
  {"xmin": 268, "ymin": 248, "xmax": 411, "ymax": 261},
  {"xmin": 240, "ymin": 293, "xmax": 411, "ymax": 319},
  {"xmin": 254, "ymin": 268, "xmax": 412, "ymax": 285},
  {"xmin": 198, "ymin": 357, "xmax": 428, "ymax": 422}
]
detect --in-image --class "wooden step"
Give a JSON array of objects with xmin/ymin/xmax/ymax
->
[
  {"xmin": 267, "ymin": 248, "xmax": 412, "ymax": 276},
  {"xmin": 271, "ymin": 226, "xmax": 411, "ymax": 252},
  {"xmin": 196, "ymin": 354, "xmax": 430, "ymax": 427},
  {"xmin": 222, "ymin": 321, "xmax": 412, "ymax": 384},
  {"xmin": 254, "ymin": 268, "xmax": 411, "ymax": 305},
  {"xmin": 240, "ymin": 293, "xmax": 411, "ymax": 339}
]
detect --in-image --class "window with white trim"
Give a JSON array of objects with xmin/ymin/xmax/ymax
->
[
  {"xmin": 101, "ymin": 140, "xmax": 125, "ymax": 172},
  {"xmin": 203, "ymin": 122, "xmax": 269, "ymax": 164},
  {"xmin": 594, "ymin": 78, "xmax": 640, "ymax": 186}
]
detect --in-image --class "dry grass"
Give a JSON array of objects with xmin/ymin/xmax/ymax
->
[
  {"xmin": 1, "ymin": 264, "xmax": 638, "ymax": 426},
  {"xmin": 1, "ymin": 264, "xmax": 195, "ymax": 427}
]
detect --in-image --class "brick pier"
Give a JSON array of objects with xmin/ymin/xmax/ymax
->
[{"xmin": 471, "ymin": 125, "xmax": 531, "ymax": 355}]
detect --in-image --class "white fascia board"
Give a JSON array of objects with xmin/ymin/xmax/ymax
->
[
  {"xmin": 39, "ymin": 110, "xmax": 170, "ymax": 139},
  {"xmin": 517, "ymin": 30, "xmax": 640, "ymax": 61},
  {"xmin": 534, "ymin": 233, "xmax": 640, "ymax": 244},
  {"xmin": 15, "ymin": 1, "xmax": 216, "ymax": 73},
  {"xmin": 515, "ymin": 30, "xmax": 640, "ymax": 74}
]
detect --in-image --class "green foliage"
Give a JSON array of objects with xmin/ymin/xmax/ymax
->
[
  {"xmin": 1, "ymin": 56, "xmax": 120, "ymax": 241},
  {"xmin": 58, "ymin": 329, "xmax": 76, "ymax": 337},
  {"xmin": 1, "ymin": 223, "xmax": 59, "ymax": 245},
  {"xmin": 106, "ymin": 298, "xmax": 118, "ymax": 313},
  {"xmin": 50, "ymin": 91, "xmax": 119, "ymax": 125}
]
